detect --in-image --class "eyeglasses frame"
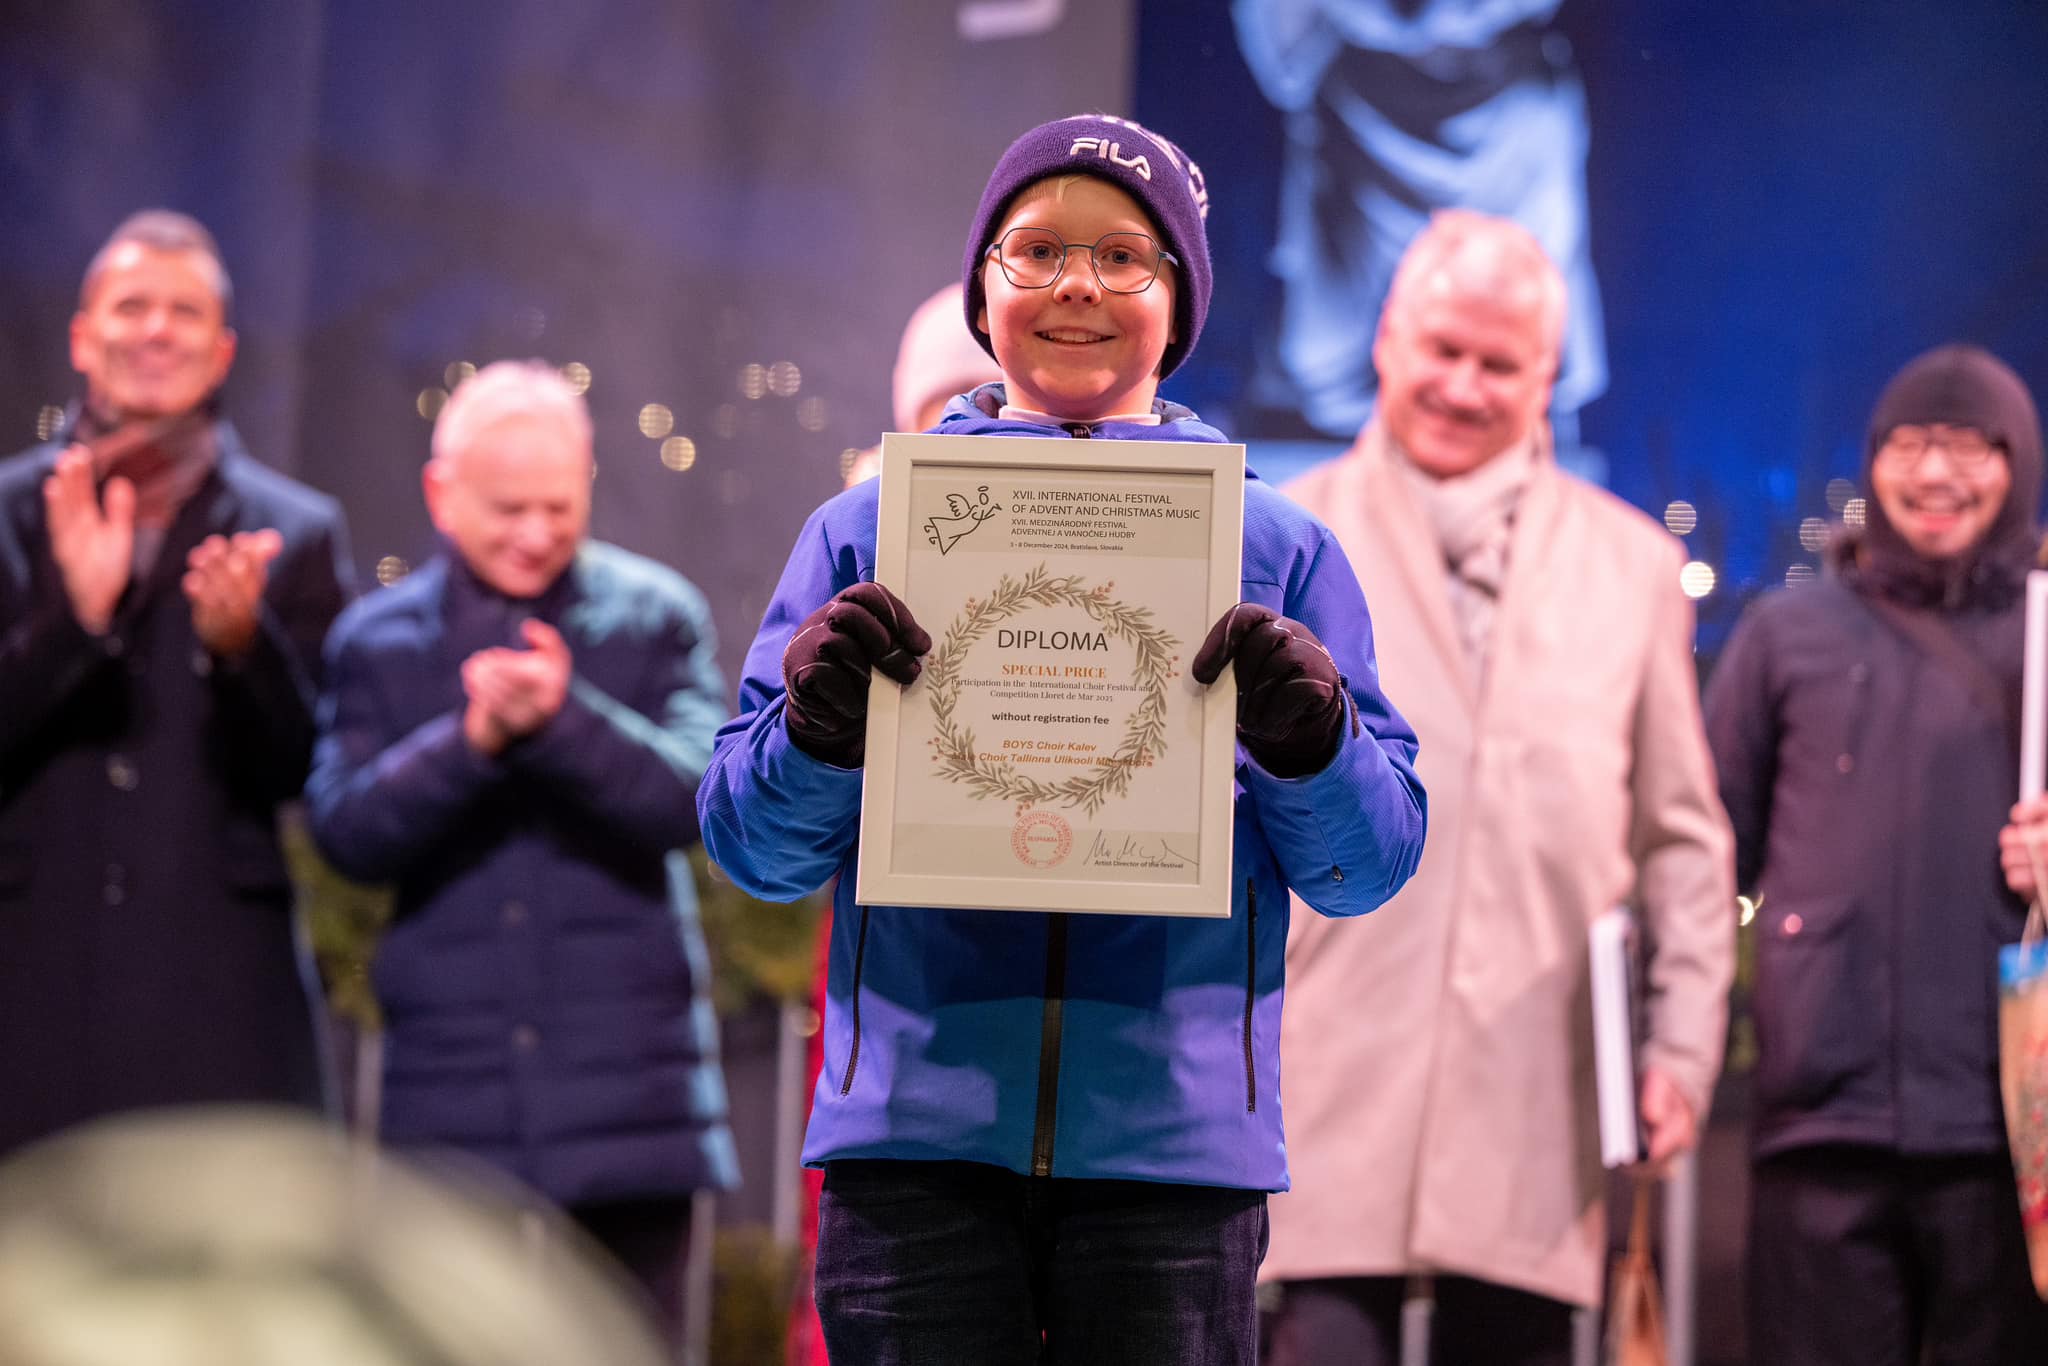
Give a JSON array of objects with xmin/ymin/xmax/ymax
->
[{"xmin": 983, "ymin": 227, "xmax": 1180, "ymax": 296}]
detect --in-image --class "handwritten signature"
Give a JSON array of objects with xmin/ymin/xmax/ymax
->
[{"xmin": 1081, "ymin": 831, "xmax": 1195, "ymax": 870}]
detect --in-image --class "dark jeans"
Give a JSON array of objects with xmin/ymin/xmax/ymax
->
[
  {"xmin": 1261, "ymin": 1274, "xmax": 1573, "ymax": 1366},
  {"xmin": 814, "ymin": 1158, "xmax": 1269, "ymax": 1365},
  {"xmin": 1750, "ymin": 1147, "xmax": 2048, "ymax": 1366},
  {"xmin": 571, "ymin": 1195, "xmax": 695, "ymax": 1349}
]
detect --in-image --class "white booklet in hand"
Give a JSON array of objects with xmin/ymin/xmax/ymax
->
[{"xmin": 1590, "ymin": 906, "xmax": 1646, "ymax": 1168}]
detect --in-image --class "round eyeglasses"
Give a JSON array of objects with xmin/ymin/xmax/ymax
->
[
  {"xmin": 1877, "ymin": 426, "xmax": 2001, "ymax": 471},
  {"xmin": 985, "ymin": 227, "xmax": 1178, "ymax": 295}
]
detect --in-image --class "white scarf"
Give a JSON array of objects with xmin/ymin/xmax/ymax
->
[{"xmin": 1390, "ymin": 432, "xmax": 1540, "ymax": 680}]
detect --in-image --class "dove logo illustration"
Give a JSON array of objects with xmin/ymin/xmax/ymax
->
[{"xmin": 925, "ymin": 485, "xmax": 1002, "ymax": 555}]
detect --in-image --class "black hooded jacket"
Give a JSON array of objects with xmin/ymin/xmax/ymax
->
[{"xmin": 1705, "ymin": 345, "xmax": 2043, "ymax": 1159}]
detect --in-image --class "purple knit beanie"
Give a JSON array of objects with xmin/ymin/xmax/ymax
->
[{"xmin": 962, "ymin": 113, "xmax": 1211, "ymax": 382}]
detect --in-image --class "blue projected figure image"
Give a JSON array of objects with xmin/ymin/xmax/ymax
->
[{"xmin": 1233, "ymin": 0, "xmax": 1606, "ymax": 444}]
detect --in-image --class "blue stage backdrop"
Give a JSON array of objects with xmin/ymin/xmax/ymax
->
[
  {"xmin": 1137, "ymin": 0, "xmax": 2048, "ymax": 648},
  {"xmin": 0, "ymin": 0, "xmax": 1134, "ymax": 676}
]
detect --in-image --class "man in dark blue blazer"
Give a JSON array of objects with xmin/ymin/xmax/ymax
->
[
  {"xmin": 306, "ymin": 360, "xmax": 737, "ymax": 1339},
  {"xmin": 0, "ymin": 210, "xmax": 355, "ymax": 1158}
]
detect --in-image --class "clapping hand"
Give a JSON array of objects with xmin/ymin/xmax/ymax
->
[
  {"xmin": 42, "ymin": 445, "xmax": 134, "ymax": 635},
  {"xmin": 184, "ymin": 530, "xmax": 283, "ymax": 660},
  {"xmin": 462, "ymin": 619, "xmax": 573, "ymax": 756}
]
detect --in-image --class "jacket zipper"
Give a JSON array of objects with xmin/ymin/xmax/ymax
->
[
  {"xmin": 838, "ymin": 906, "xmax": 872, "ymax": 1096},
  {"xmin": 1243, "ymin": 879, "xmax": 1259, "ymax": 1112},
  {"xmin": 1031, "ymin": 915, "xmax": 1070, "ymax": 1175}
]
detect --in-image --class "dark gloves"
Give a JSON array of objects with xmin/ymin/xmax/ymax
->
[
  {"xmin": 1191, "ymin": 604, "xmax": 1348, "ymax": 778},
  {"xmin": 782, "ymin": 582, "xmax": 931, "ymax": 767}
]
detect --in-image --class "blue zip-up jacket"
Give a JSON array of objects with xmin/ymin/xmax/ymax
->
[{"xmin": 698, "ymin": 386, "xmax": 1426, "ymax": 1191}]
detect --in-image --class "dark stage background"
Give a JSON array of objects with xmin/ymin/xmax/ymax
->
[
  {"xmin": 1, "ymin": 0, "xmax": 1134, "ymax": 669},
  {"xmin": 1137, "ymin": 0, "xmax": 2048, "ymax": 647}
]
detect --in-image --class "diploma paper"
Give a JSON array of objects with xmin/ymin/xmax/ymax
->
[{"xmin": 856, "ymin": 433, "xmax": 1244, "ymax": 916}]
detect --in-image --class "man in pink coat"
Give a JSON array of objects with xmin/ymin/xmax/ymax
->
[{"xmin": 1261, "ymin": 211, "xmax": 1735, "ymax": 1365}]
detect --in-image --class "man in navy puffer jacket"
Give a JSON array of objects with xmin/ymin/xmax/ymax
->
[{"xmin": 308, "ymin": 361, "xmax": 736, "ymax": 1342}]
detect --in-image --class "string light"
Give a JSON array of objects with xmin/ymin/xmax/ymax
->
[
  {"xmin": 1663, "ymin": 501, "xmax": 1698, "ymax": 536},
  {"xmin": 375, "ymin": 556, "xmax": 410, "ymax": 586},
  {"xmin": 1679, "ymin": 561, "xmax": 1717, "ymax": 599},
  {"xmin": 416, "ymin": 388, "xmax": 447, "ymax": 421},
  {"xmin": 444, "ymin": 361, "xmax": 476, "ymax": 389},
  {"xmin": 768, "ymin": 361, "xmax": 802, "ymax": 397},
  {"xmin": 660, "ymin": 437, "xmax": 697, "ymax": 471},
  {"xmin": 561, "ymin": 363, "xmax": 592, "ymax": 396}
]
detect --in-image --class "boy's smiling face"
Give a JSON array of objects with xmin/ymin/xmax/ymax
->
[{"xmin": 975, "ymin": 176, "xmax": 1177, "ymax": 423}]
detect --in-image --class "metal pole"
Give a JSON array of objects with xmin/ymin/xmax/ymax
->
[
  {"xmin": 772, "ymin": 998, "xmax": 808, "ymax": 1246},
  {"xmin": 682, "ymin": 1189, "xmax": 715, "ymax": 1366},
  {"xmin": 1662, "ymin": 1152, "xmax": 1699, "ymax": 1366},
  {"xmin": 1571, "ymin": 1305, "xmax": 1598, "ymax": 1366},
  {"xmin": 1400, "ymin": 1273, "xmax": 1433, "ymax": 1366}
]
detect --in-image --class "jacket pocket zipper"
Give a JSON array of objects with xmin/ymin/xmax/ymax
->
[
  {"xmin": 1243, "ymin": 879, "xmax": 1258, "ymax": 1113},
  {"xmin": 839, "ymin": 905, "xmax": 871, "ymax": 1096}
]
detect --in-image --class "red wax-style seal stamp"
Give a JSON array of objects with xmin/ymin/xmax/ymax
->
[{"xmin": 1011, "ymin": 809, "xmax": 1073, "ymax": 868}]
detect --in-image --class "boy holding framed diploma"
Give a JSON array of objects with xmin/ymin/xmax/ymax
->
[{"xmin": 698, "ymin": 115, "xmax": 1426, "ymax": 1364}]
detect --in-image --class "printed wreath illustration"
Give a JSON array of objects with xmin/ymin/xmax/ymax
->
[{"xmin": 924, "ymin": 564, "xmax": 1178, "ymax": 816}]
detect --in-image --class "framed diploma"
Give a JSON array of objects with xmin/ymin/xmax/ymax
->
[{"xmin": 855, "ymin": 431, "xmax": 1246, "ymax": 917}]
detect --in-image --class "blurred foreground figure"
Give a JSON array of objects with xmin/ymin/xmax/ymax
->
[
  {"xmin": 1710, "ymin": 345, "xmax": 2048, "ymax": 1363},
  {"xmin": 306, "ymin": 361, "xmax": 736, "ymax": 1342},
  {"xmin": 0, "ymin": 1107, "xmax": 672, "ymax": 1366},
  {"xmin": 0, "ymin": 211, "xmax": 354, "ymax": 1158},
  {"xmin": 1264, "ymin": 211, "xmax": 1733, "ymax": 1366}
]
